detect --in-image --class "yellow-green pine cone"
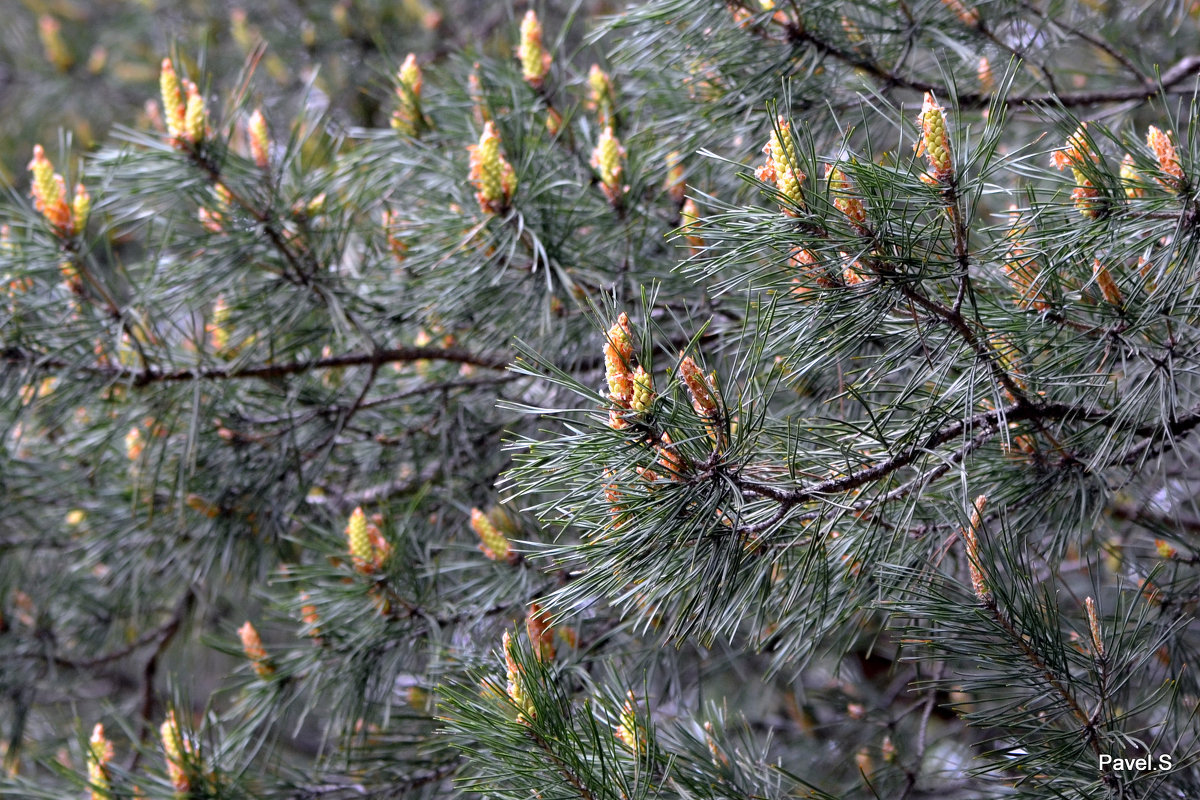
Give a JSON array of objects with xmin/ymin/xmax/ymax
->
[
  {"xmin": 825, "ymin": 163, "xmax": 865, "ymax": 224},
  {"xmin": 248, "ymin": 109, "xmax": 270, "ymax": 167},
  {"xmin": 916, "ymin": 93, "xmax": 952, "ymax": 181},
  {"xmin": 87, "ymin": 723, "xmax": 113, "ymax": 800},
  {"xmin": 591, "ymin": 125, "xmax": 626, "ymax": 201},
  {"xmin": 526, "ymin": 602, "xmax": 555, "ymax": 661},
  {"xmin": 124, "ymin": 426, "xmax": 144, "ymax": 461},
  {"xmin": 502, "ymin": 630, "xmax": 535, "ymax": 723},
  {"xmin": 518, "ymin": 10, "xmax": 550, "ymax": 88},
  {"xmin": 588, "ymin": 63, "xmax": 615, "ymax": 124},
  {"xmin": 160, "ymin": 58, "xmax": 186, "ymax": 139},
  {"xmin": 27, "ymin": 145, "xmax": 72, "ymax": 232},
  {"xmin": 680, "ymin": 197, "xmax": 704, "ymax": 253},
  {"xmin": 183, "ymin": 81, "xmax": 205, "ymax": 145},
  {"xmin": 38, "ymin": 15, "xmax": 73, "ymax": 72},
  {"xmin": 1071, "ymin": 175, "xmax": 1101, "ymax": 218},
  {"xmin": 28, "ymin": 145, "xmax": 57, "ymax": 211},
  {"xmin": 977, "ymin": 56, "xmax": 994, "ymax": 93},
  {"xmin": 614, "ymin": 691, "xmax": 645, "ymax": 753},
  {"xmin": 346, "ymin": 506, "xmax": 372, "ymax": 567},
  {"xmin": 471, "ymin": 507, "xmax": 511, "ymax": 561},
  {"xmin": 468, "ymin": 121, "xmax": 516, "ymax": 213},
  {"xmin": 941, "ymin": 0, "xmax": 980, "ymax": 25},
  {"xmin": 473, "ymin": 125, "xmax": 502, "ymax": 205},
  {"xmin": 398, "ymin": 52, "xmax": 422, "ymax": 96},
  {"xmin": 588, "ymin": 63, "xmax": 612, "ymax": 103},
  {"xmin": 655, "ymin": 431, "xmax": 684, "ymax": 478},
  {"xmin": 238, "ymin": 621, "xmax": 274, "ymax": 678},
  {"xmin": 1051, "ymin": 124, "xmax": 1094, "ymax": 172},
  {"xmin": 630, "ymin": 366, "xmax": 655, "ymax": 413},
  {"xmin": 72, "ymin": 183, "xmax": 91, "ymax": 232},
  {"xmin": 1147, "ymin": 125, "xmax": 1184, "ymax": 186},
  {"xmin": 679, "ymin": 355, "xmax": 717, "ymax": 416},
  {"xmin": 769, "ymin": 118, "xmax": 805, "ymax": 209},
  {"xmin": 392, "ymin": 53, "xmax": 423, "ymax": 135},
  {"xmin": 1120, "ymin": 154, "xmax": 1144, "ymax": 199},
  {"xmin": 603, "ymin": 313, "xmax": 634, "ymax": 406},
  {"xmin": 664, "ymin": 150, "xmax": 685, "ymax": 206},
  {"xmin": 160, "ymin": 711, "xmax": 190, "ymax": 793}
]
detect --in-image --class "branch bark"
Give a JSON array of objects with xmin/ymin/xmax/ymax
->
[{"xmin": 2, "ymin": 344, "xmax": 511, "ymax": 387}]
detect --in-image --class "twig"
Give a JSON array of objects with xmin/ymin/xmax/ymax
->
[
  {"xmin": 525, "ymin": 728, "xmax": 598, "ymax": 800},
  {"xmin": 1015, "ymin": 0, "xmax": 1147, "ymax": 85},
  {"xmin": 130, "ymin": 589, "xmax": 195, "ymax": 769},
  {"xmin": 736, "ymin": 396, "xmax": 1200, "ymax": 533},
  {"xmin": 304, "ymin": 462, "xmax": 442, "ymax": 512},
  {"xmin": 1108, "ymin": 502, "xmax": 1200, "ymax": 537},
  {"xmin": 981, "ymin": 595, "xmax": 1114, "ymax": 785},
  {"xmin": 899, "ymin": 661, "xmax": 945, "ymax": 800},
  {"xmin": 43, "ymin": 611, "xmax": 186, "ymax": 670}
]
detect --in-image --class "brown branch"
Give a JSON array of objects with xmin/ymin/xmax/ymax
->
[
  {"xmin": 948, "ymin": 184, "xmax": 971, "ymax": 314},
  {"xmin": 898, "ymin": 661, "xmax": 945, "ymax": 800},
  {"xmin": 780, "ymin": 21, "xmax": 1200, "ymax": 109},
  {"xmin": 46, "ymin": 611, "xmax": 184, "ymax": 670},
  {"xmin": 284, "ymin": 760, "xmax": 463, "ymax": 798},
  {"xmin": 185, "ymin": 143, "xmax": 316, "ymax": 286},
  {"xmin": 981, "ymin": 595, "xmax": 1114, "ymax": 784},
  {"xmin": 357, "ymin": 374, "xmax": 520, "ymax": 411},
  {"xmin": 130, "ymin": 589, "xmax": 195, "ymax": 770},
  {"xmin": 735, "ymin": 402, "xmax": 1033, "ymax": 508},
  {"xmin": 2, "ymin": 345, "xmax": 511, "ymax": 387},
  {"xmin": 305, "ymin": 462, "xmax": 443, "ymax": 512},
  {"xmin": 899, "ymin": 284, "xmax": 1034, "ymax": 406},
  {"xmin": 1014, "ymin": 0, "xmax": 1146, "ymax": 85},
  {"xmin": 742, "ymin": 417, "xmax": 1000, "ymax": 538},
  {"xmin": 303, "ymin": 363, "xmax": 380, "ymax": 459},
  {"xmin": 525, "ymin": 728, "xmax": 598, "ymax": 800},
  {"xmin": 737, "ymin": 397, "xmax": 1200, "ymax": 532},
  {"xmin": 1108, "ymin": 502, "xmax": 1200, "ymax": 537},
  {"xmin": 1121, "ymin": 401, "xmax": 1200, "ymax": 464}
]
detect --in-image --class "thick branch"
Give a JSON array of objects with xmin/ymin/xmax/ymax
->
[
  {"xmin": 1108, "ymin": 502, "xmax": 1200, "ymax": 537},
  {"xmin": 899, "ymin": 285, "xmax": 1034, "ymax": 406},
  {"xmin": 2, "ymin": 345, "xmax": 511, "ymax": 387},
  {"xmin": 738, "ymin": 400, "xmax": 1200, "ymax": 523},
  {"xmin": 783, "ymin": 22, "xmax": 1200, "ymax": 109},
  {"xmin": 735, "ymin": 402, "xmax": 1032, "ymax": 508}
]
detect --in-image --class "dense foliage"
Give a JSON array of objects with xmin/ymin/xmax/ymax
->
[{"xmin": 4, "ymin": 2, "xmax": 1200, "ymax": 799}]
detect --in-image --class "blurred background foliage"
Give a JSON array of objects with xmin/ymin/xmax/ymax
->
[{"xmin": 0, "ymin": 0, "xmax": 615, "ymax": 180}]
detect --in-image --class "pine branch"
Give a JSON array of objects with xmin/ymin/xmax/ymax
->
[
  {"xmin": 283, "ymin": 760, "xmax": 462, "ymax": 798},
  {"xmin": 525, "ymin": 728, "xmax": 599, "ymax": 800},
  {"xmin": 1, "ymin": 344, "xmax": 511, "ymax": 386},
  {"xmin": 979, "ymin": 593, "xmax": 1114, "ymax": 785},
  {"xmin": 1014, "ymin": 0, "xmax": 1147, "ymax": 85},
  {"xmin": 1108, "ymin": 502, "xmax": 1200, "ymax": 538},
  {"xmin": 764, "ymin": 14, "xmax": 1200, "ymax": 110},
  {"xmin": 44, "ymin": 608, "xmax": 186, "ymax": 670},
  {"xmin": 132, "ymin": 589, "xmax": 194, "ymax": 769}
]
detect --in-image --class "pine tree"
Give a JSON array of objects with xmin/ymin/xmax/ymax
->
[{"xmin": 3, "ymin": 1, "xmax": 1200, "ymax": 798}]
